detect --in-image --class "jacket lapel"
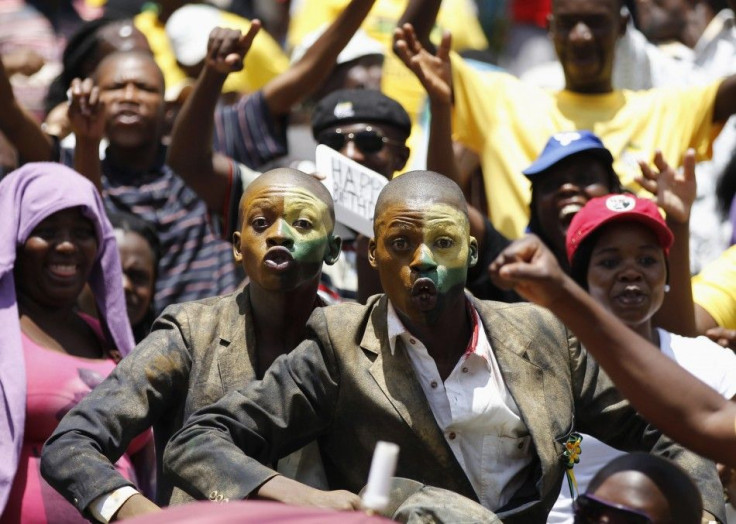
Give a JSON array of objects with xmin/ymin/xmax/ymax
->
[
  {"xmin": 360, "ymin": 296, "xmax": 477, "ymax": 498},
  {"xmin": 217, "ymin": 287, "xmax": 257, "ymax": 392}
]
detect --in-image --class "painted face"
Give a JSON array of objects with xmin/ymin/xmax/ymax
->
[
  {"xmin": 115, "ymin": 229, "xmax": 156, "ymax": 326},
  {"xmin": 369, "ymin": 201, "xmax": 478, "ymax": 325},
  {"xmin": 317, "ymin": 122, "xmax": 409, "ymax": 179},
  {"xmin": 96, "ymin": 53, "xmax": 165, "ymax": 148},
  {"xmin": 234, "ymin": 184, "xmax": 338, "ymax": 291},
  {"xmin": 587, "ymin": 471, "xmax": 671, "ymax": 523},
  {"xmin": 549, "ymin": 0, "xmax": 625, "ymax": 93},
  {"xmin": 532, "ymin": 153, "xmax": 613, "ymax": 255},
  {"xmin": 586, "ymin": 223, "xmax": 666, "ymax": 331},
  {"xmin": 15, "ymin": 208, "xmax": 99, "ymax": 308}
]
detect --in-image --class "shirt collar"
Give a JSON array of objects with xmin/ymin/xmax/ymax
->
[{"xmin": 386, "ymin": 298, "xmax": 488, "ymax": 363}]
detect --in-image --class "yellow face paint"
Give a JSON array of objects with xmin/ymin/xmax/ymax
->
[
  {"xmin": 371, "ymin": 201, "xmax": 476, "ymax": 323},
  {"xmin": 235, "ymin": 184, "xmax": 335, "ymax": 291}
]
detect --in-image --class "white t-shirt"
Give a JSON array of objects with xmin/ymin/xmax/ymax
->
[{"xmin": 547, "ymin": 328, "xmax": 736, "ymax": 523}]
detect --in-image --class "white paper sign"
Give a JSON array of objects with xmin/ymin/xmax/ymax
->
[{"xmin": 315, "ymin": 144, "xmax": 388, "ymax": 237}]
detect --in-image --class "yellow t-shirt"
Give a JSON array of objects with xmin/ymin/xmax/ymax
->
[
  {"xmin": 451, "ymin": 54, "xmax": 722, "ymax": 238},
  {"xmin": 134, "ymin": 10, "xmax": 288, "ymax": 98},
  {"xmin": 693, "ymin": 245, "xmax": 736, "ymax": 330}
]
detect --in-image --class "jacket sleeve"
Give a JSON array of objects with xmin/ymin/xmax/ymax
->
[
  {"xmin": 40, "ymin": 304, "xmax": 193, "ymax": 517},
  {"xmin": 570, "ymin": 335, "xmax": 726, "ymax": 522},
  {"xmin": 163, "ymin": 308, "xmax": 339, "ymax": 501}
]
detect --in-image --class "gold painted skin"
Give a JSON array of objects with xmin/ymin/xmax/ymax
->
[
  {"xmin": 234, "ymin": 184, "xmax": 340, "ymax": 292},
  {"xmin": 369, "ymin": 201, "xmax": 478, "ymax": 328}
]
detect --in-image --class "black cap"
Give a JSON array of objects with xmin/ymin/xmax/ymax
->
[{"xmin": 311, "ymin": 88, "xmax": 412, "ymax": 139}]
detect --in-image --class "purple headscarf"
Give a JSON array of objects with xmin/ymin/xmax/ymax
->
[{"xmin": 0, "ymin": 162, "xmax": 134, "ymax": 512}]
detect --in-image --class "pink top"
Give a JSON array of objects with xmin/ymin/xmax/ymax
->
[{"xmin": 1, "ymin": 315, "xmax": 149, "ymax": 524}]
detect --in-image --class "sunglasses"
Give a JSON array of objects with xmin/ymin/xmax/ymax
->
[
  {"xmin": 318, "ymin": 127, "xmax": 403, "ymax": 155},
  {"xmin": 573, "ymin": 494, "xmax": 654, "ymax": 524}
]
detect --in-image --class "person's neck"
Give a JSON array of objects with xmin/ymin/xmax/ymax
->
[
  {"xmin": 248, "ymin": 279, "xmax": 321, "ymax": 375},
  {"xmin": 107, "ymin": 141, "xmax": 161, "ymax": 173},
  {"xmin": 632, "ymin": 320, "xmax": 659, "ymax": 348},
  {"xmin": 564, "ymin": 80, "xmax": 614, "ymax": 95},
  {"xmin": 398, "ymin": 293, "xmax": 472, "ymax": 381},
  {"xmin": 17, "ymin": 293, "xmax": 77, "ymax": 327}
]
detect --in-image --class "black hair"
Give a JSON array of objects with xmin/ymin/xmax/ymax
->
[
  {"xmin": 44, "ymin": 17, "xmax": 122, "ymax": 115},
  {"xmin": 716, "ymin": 149, "xmax": 736, "ymax": 219},
  {"xmin": 587, "ymin": 453, "xmax": 702, "ymax": 524},
  {"xmin": 108, "ymin": 211, "xmax": 160, "ymax": 341}
]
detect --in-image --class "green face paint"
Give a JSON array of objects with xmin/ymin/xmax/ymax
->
[
  {"xmin": 235, "ymin": 184, "xmax": 336, "ymax": 292},
  {"xmin": 372, "ymin": 201, "xmax": 475, "ymax": 324}
]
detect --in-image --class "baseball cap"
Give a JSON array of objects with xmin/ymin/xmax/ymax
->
[
  {"xmin": 291, "ymin": 26, "xmax": 384, "ymax": 66},
  {"xmin": 166, "ymin": 4, "xmax": 222, "ymax": 67},
  {"xmin": 566, "ymin": 194, "xmax": 674, "ymax": 265},
  {"xmin": 523, "ymin": 131, "xmax": 613, "ymax": 178},
  {"xmin": 311, "ymin": 89, "xmax": 411, "ymax": 139}
]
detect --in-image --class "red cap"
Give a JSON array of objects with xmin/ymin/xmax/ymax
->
[{"xmin": 566, "ymin": 194, "xmax": 674, "ymax": 265}]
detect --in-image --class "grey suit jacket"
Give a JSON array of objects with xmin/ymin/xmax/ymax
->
[
  {"xmin": 41, "ymin": 288, "xmax": 273, "ymax": 516},
  {"xmin": 164, "ymin": 295, "xmax": 725, "ymax": 523}
]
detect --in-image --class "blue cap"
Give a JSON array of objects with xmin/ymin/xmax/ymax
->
[{"xmin": 523, "ymin": 131, "xmax": 613, "ymax": 178}]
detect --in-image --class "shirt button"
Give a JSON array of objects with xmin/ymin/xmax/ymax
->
[
  {"xmin": 430, "ymin": 381, "xmax": 438, "ymax": 389},
  {"xmin": 462, "ymin": 367, "xmax": 469, "ymax": 373},
  {"xmin": 448, "ymin": 432, "xmax": 457, "ymax": 440},
  {"xmin": 409, "ymin": 338, "xmax": 416, "ymax": 344}
]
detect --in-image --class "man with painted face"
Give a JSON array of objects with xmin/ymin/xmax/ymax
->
[
  {"xmin": 41, "ymin": 169, "xmax": 346, "ymax": 521},
  {"xmin": 163, "ymin": 171, "xmax": 724, "ymax": 522}
]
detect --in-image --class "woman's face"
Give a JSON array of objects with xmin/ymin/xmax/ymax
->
[
  {"xmin": 532, "ymin": 154, "xmax": 613, "ymax": 255},
  {"xmin": 586, "ymin": 222, "xmax": 667, "ymax": 331},
  {"xmin": 115, "ymin": 230, "xmax": 156, "ymax": 326},
  {"xmin": 16, "ymin": 208, "xmax": 99, "ymax": 308}
]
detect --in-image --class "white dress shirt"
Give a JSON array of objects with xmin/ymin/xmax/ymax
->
[{"xmin": 386, "ymin": 300, "xmax": 533, "ymax": 511}]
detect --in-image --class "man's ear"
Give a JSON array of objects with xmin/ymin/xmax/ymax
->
[
  {"xmin": 468, "ymin": 236, "xmax": 479, "ymax": 268},
  {"xmin": 232, "ymin": 231, "xmax": 243, "ymax": 263},
  {"xmin": 368, "ymin": 237, "xmax": 378, "ymax": 269},
  {"xmin": 323, "ymin": 234, "xmax": 342, "ymax": 265},
  {"xmin": 393, "ymin": 146, "xmax": 410, "ymax": 173}
]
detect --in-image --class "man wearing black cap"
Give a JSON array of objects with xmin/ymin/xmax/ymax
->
[
  {"xmin": 311, "ymin": 88, "xmax": 411, "ymax": 181},
  {"xmin": 311, "ymin": 88, "xmax": 412, "ymax": 302}
]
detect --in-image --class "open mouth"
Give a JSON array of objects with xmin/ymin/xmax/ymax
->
[
  {"xmin": 48, "ymin": 263, "xmax": 79, "ymax": 278},
  {"xmin": 263, "ymin": 246, "xmax": 294, "ymax": 271},
  {"xmin": 114, "ymin": 109, "xmax": 142, "ymax": 125},
  {"xmin": 558, "ymin": 203, "xmax": 583, "ymax": 226},
  {"xmin": 410, "ymin": 277, "xmax": 438, "ymax": 309},
  {"xmin": 614, "ymin": 287, "xmax": 647, "ymax": 306}
]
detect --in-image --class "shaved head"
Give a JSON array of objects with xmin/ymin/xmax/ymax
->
[
  {"xmin": 374, "ymin": 170, "xmax": 468, "ymax": 223},
  {"xmin": 95, "ymin": 50, "xmax": 165, "ymax": 91},
  {"xmin": 240, "ymin": 168, "xmax": 335, "ymax": 228}
]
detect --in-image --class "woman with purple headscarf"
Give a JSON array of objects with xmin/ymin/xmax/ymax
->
[{"xmin": 0, "ymin": 163, "xmax": 149, "ymax": 522}]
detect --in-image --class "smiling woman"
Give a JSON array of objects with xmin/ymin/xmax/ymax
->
[{"xmin": 0, "ymin": 163, "xmax": 148, "ymax": 522}]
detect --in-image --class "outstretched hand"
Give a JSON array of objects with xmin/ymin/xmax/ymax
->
[
  {"xmin": 68, "ymin": 77, "xmax": 106, "ymax": 141},
  {"xmin": 393, "ymin": 23, "xmax": 453, "ymax": 105},
  {"xmin": 489, "ymin": 235, "xmax": 570, "ymax": 308},
  {"xmin": 636, "ymin": 149, "xmax": 696, "ymax": 224},
  {"xmin": 205, "ymin": 22, "xmax": 261, "ymax": 75}
]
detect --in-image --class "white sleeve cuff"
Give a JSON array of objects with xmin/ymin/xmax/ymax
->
[{"xmin": 89, "ymin": 486, "xmax": 139, "ymax": 523}]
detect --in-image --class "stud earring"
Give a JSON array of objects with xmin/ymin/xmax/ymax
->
[{"xmin": 664, "ymin": 284, "xmax": 671, "ymax": 293}]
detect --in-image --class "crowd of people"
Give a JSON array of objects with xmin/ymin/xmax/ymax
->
[{"xmin": 1, "ymin": 0, "xmax": 736, "ymax": 523}]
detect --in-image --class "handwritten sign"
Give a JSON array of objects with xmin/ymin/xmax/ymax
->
[{"xmin": 315, "ymin": 144, "xmax": 388, "ymax": 237}]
